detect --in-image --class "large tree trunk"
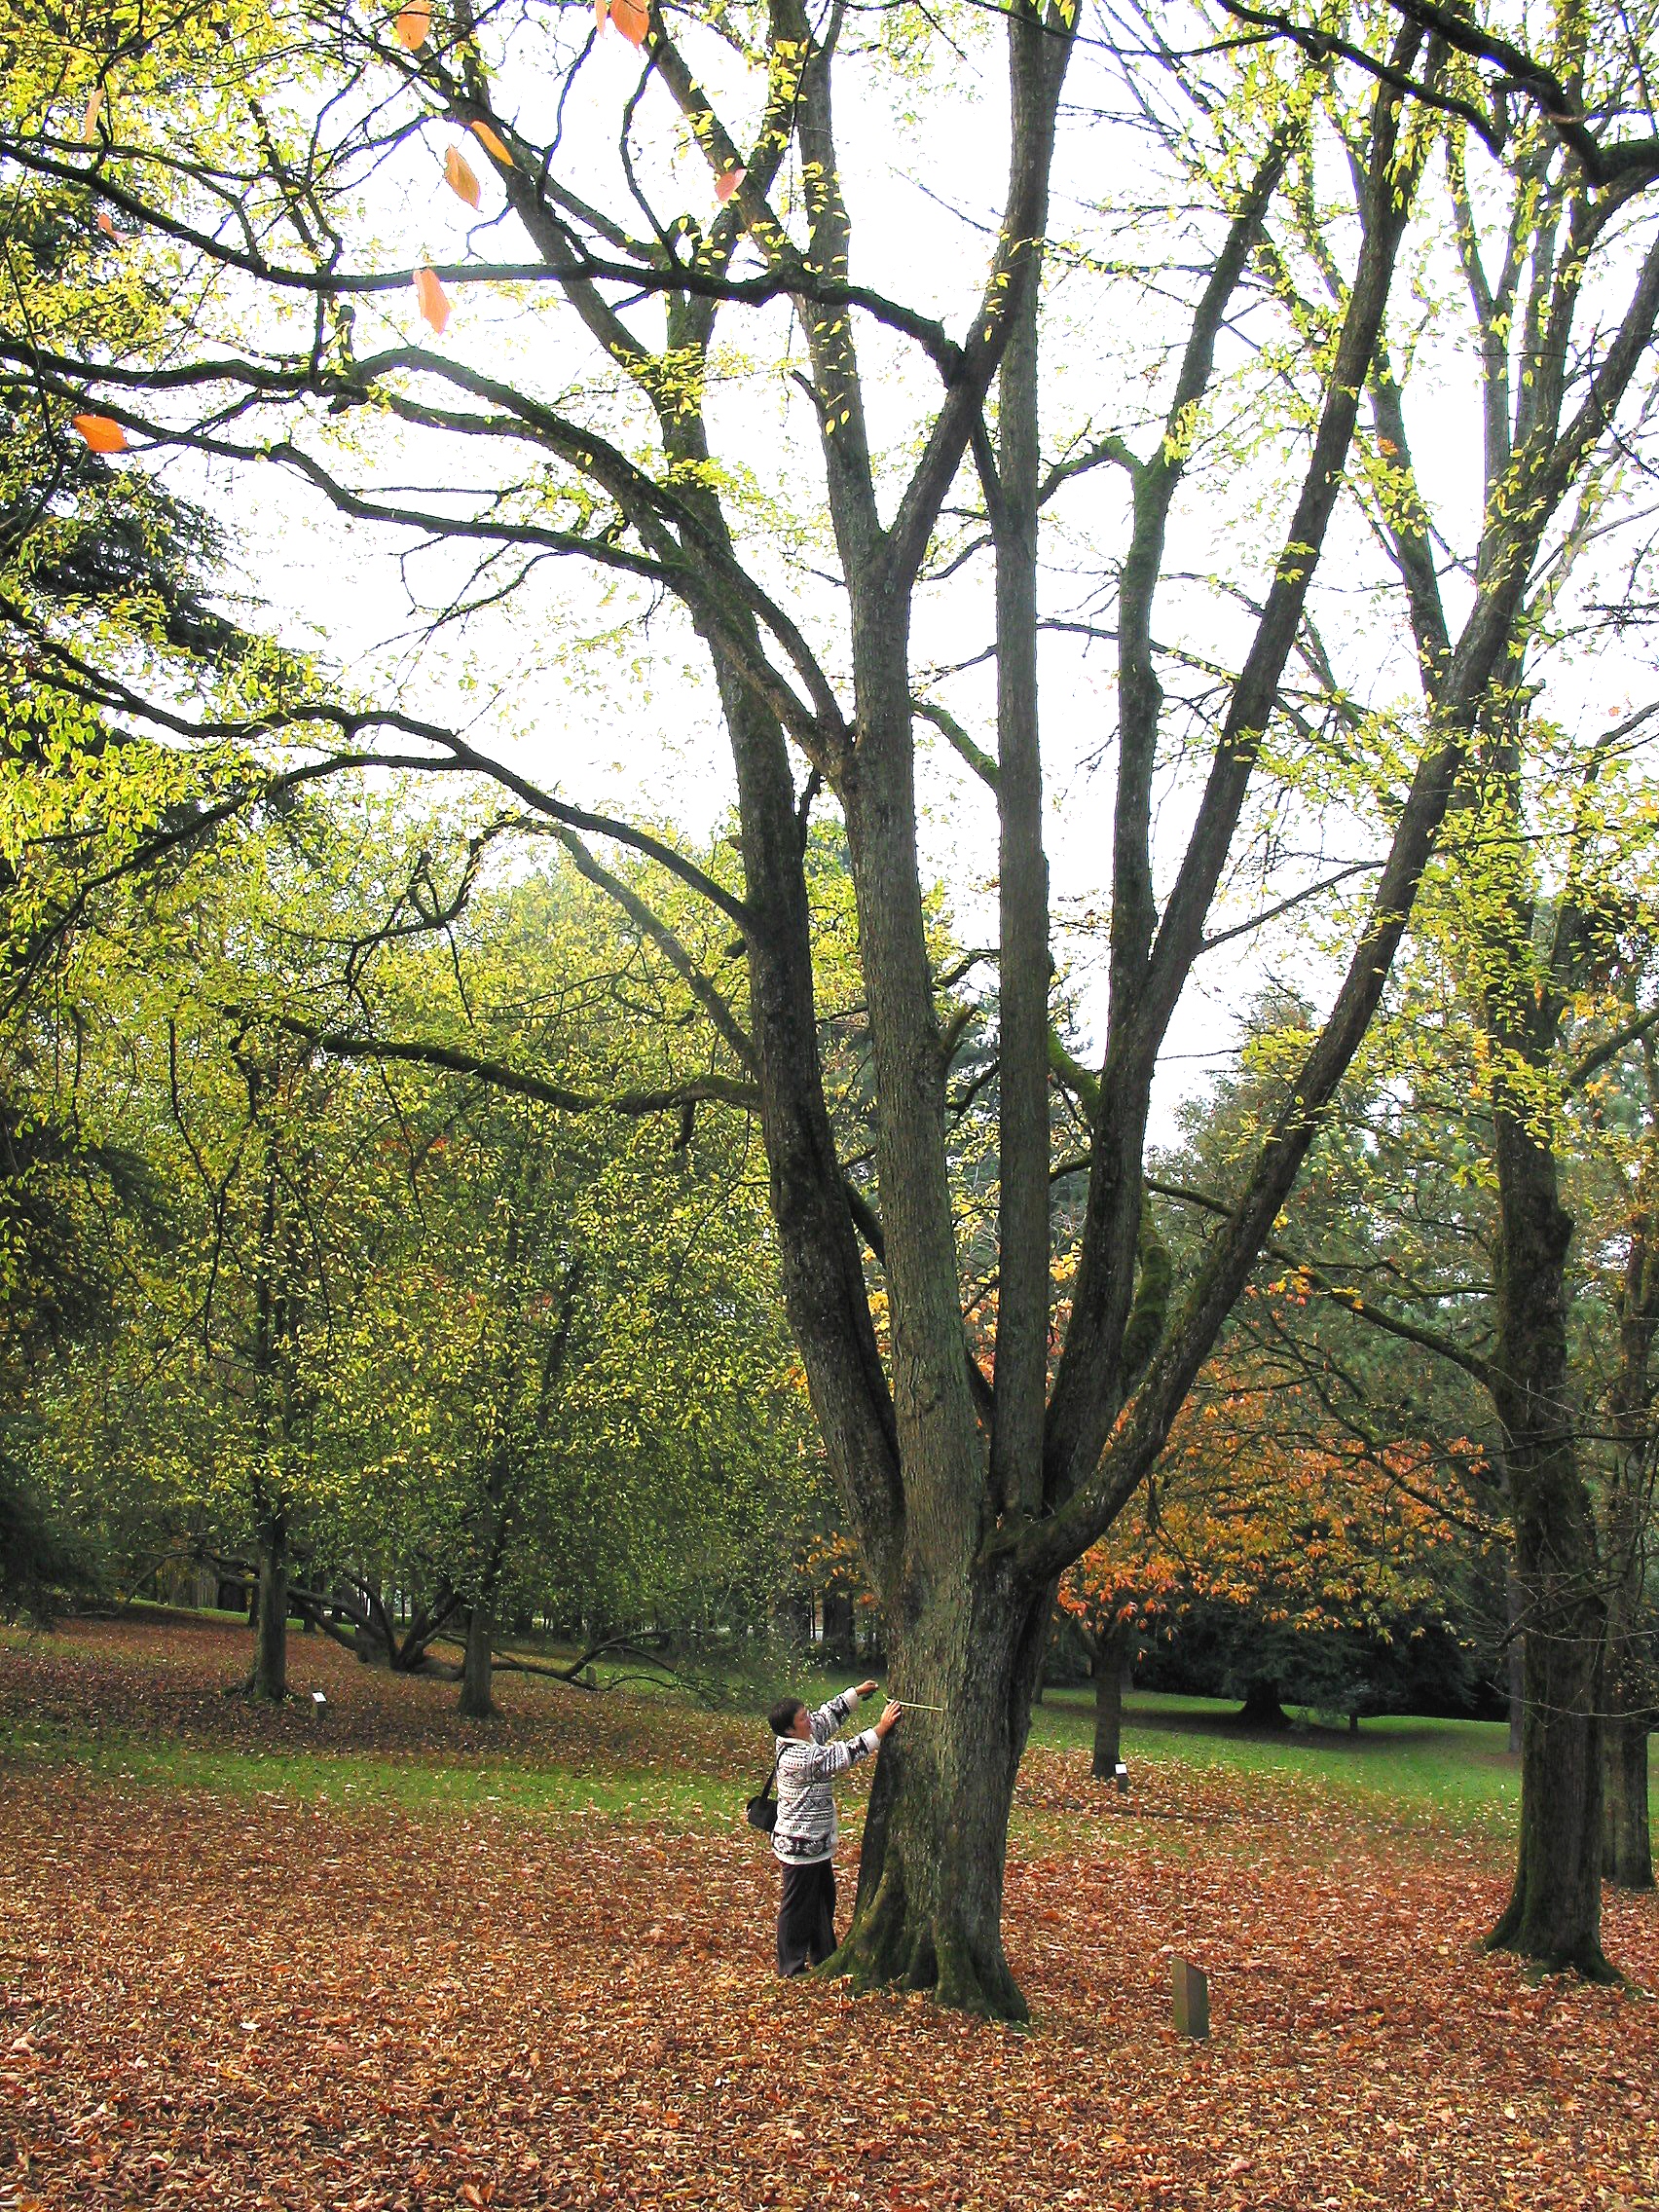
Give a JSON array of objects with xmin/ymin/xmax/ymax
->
[
  {"xmin": 835, "ymin": 1567, "xmax": 1048, "ymax": 2018},
  {"xmin": 1604, "ymin": 1714, "xmax": 1654, "ymax": 1891},
  {"xmin": 458, "ymin": 1601, "xmax": 496, "ymax": 1719},
  {"xmin": 1091, "ymin": 1619, "xmax": 1128, "ymax": 1778},
  {"xmin": 821, "ymin": 18, "xmax": 1072, "ymax": 1994}
]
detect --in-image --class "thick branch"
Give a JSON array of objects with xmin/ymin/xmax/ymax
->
[{"xmin": 260, "ymin": 1018, "xmax": 757, "ymax": 1119}]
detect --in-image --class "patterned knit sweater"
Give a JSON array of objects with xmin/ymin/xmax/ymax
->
[{"xmin": 771, "ymin": 1688, "xmax": 878, "ymax": 1865}]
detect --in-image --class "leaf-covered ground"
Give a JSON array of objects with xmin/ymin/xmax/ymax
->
[{"xmin": 2, "ymin": 1618, "xmax": 1655, "ymax": 2211}]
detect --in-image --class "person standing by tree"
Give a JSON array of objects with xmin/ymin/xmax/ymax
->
[{"xmin": 767, "ymin": 1683, "xmax": 901, "ymax": 1977}]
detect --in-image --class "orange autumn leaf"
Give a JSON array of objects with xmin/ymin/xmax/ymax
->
[
  {"xmin": 595, "ymin": 0, "xmax": 608, "ymax": 27},
  {"xmin": 95, "ymin": 210, "xmax": 117, "ymax": 239},
  {"xmin": 443, "ymin": 145, "xmax": 480, "ymax": 208},
  {"xmin": 413, "ymin": 266, "xmax": 451, "ymax": 334},
  {"xmin": 609, "ymin": 0, "xmax": 648, "ymax": 43},
  {"xmin": 80, "ymin": 86, "xmax": 104, "ymax": 144},
  {"xmin": 394, "ymin": 2, "xmax": 430, "ymax": 52},
  {"xmin": 72, "ymin": 414, "xmax": 127, "ymax": 454},
  {"xmin": 469, "ymin": 120, "xmax": 512, "ymax": 166},
  {"xmin": 715, "ymin": 166, "xmax": 745, "ymax": 204}
]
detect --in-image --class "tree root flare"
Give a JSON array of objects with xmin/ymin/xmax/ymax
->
[{"xmin": 820, "ymin": 1866, "xmax": 1029, "ymax": 2021}]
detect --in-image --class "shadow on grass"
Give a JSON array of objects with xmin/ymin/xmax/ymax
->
[{"xmin": 1036, "ymin": 1685, "xmax": 1516, "ymax": 1759}]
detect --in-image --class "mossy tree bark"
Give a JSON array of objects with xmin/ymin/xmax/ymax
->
[
  {"xmin": 837, "ymin": 1566, "xmax": 1051, "ymax": 2017},
  {"xmin": 1504, "ymin": 1554, "xmax": 1525, "ymax": 1756},
  {"xmin": 1487, "ymin": 1478, "xmax": 1611, "ymax": 1976}
]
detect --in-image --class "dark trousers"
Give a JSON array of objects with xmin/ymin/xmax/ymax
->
[{"xmin": 776, "ymin": 1858, "xmax": 836, "ymax": 1977}]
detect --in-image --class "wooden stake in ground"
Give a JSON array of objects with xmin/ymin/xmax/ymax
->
[{"xmin": 1172, "ymin": 1956, "xmax": 1209, "ymax": 2039}]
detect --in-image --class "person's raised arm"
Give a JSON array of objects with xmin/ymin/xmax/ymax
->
[{"xmin": 810, "ymin": 1682, "xmax": 874, "ymax": 1742}]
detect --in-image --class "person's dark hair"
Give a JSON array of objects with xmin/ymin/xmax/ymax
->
[{"xmin": 767, "ymin": 1696, "xmax": 806, "ymax": 1738}]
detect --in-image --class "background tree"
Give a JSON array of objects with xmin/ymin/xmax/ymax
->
[
  {"xmin": 26, "ymin": 800, "xmax": 822, "ymax": 1708},
  {"xmin": 1059, "ymin": 1321, "xmax": 1490, "ymax": 1766}
]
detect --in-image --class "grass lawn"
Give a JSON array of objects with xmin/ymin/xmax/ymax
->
[
  {"xmin": 1028, "ymin": 1686, "xmax": 1537, "ymax": 1837},
  {"xmin": 1, "ymin": 1610, "xmax": 1655, "ymax": 2212}
]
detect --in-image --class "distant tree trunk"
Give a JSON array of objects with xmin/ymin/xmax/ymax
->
[
  {"xmin": 1091, "ymin": 1619, "xmax": 1128, "ymax": 1778},
  {"xmin": 822, "ymin": 1589, "xmax": 856, "ymax": 1666},
  {"xmin": 775, "ymin": 1590, "xmax": 814, "ymax": 1651},
  {"xmin": 243, "ymin": 1143, "xmax": 293, "ymax": 1706},
  {"xmin": 248, "ymin": 1508, "xmax": 288, "ymax": 1704},
  {"xmin": 1236, "ymin": 1677, "xmax": 1289, "ymax": 1730},
  {"xmin": 459, "ymin": 1487, "xmax": 505, "ymax": 1719},
  {"xmin": 459, "ymin": 1601, "xmax": 496, "ymax": 1719}
]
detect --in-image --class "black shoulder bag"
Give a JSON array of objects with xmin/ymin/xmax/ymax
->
[{"xmin": 746, "ymin": 1750, "xmax": 781, "ymax": 1833}]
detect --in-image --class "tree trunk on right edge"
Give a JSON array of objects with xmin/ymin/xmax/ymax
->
[
  {"xmin": 1490, "ymin": 1518, "xmax": 1610, "ymax": 1974},
  {"xmin": 1091, "ymin": 1620, "xmax": 1128, "ymax": 1778},
  {"xmin": 1486, "ymin": 1133, "xmax": 1614, "ymax": 1979},
  {"xmin": 1604, "ymin": 1714, "xmax": 1654, "ymax": 1890},
  {"xmin": 1602, "ymin": 1486, "xmax": 1654, "ymax": 1891},
  {"xmin": 459, "ymin": 1602, "xmax": 496, "ymax": 1719},
  {"xmin": 1504, "ymin": 1554, "xmax": 1525, "ymax": 1755}
]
